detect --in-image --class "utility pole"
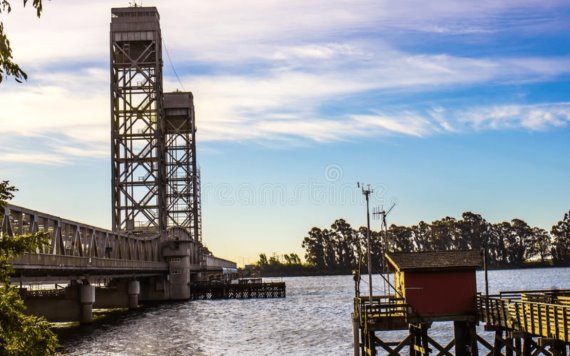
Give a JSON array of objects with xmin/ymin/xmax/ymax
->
[{"xmin": 358, "ymin": 182, "xmax": 374, "ymax": 303}]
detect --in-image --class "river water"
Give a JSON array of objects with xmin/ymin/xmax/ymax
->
[{"xmin": 59, "ymin": 268, "xmax": 570, "ymax": 355}]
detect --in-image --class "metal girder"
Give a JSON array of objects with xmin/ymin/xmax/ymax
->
[{"xmin": 1, "ymin": 204, "xmax": 168, "ymax": 279}]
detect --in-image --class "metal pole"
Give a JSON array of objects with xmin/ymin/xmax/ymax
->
[
  {"xmin": 484, "ymin": 247, "xmax": 489, "ymax": 297},
  {"xmin": 366, "ymin": 189, "xmax": 373, "ymax": 303}
]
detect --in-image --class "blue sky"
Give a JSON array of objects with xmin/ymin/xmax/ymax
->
[{"xmin": 1, "ymin": 0, "xmax": 569, "ymax": 265}]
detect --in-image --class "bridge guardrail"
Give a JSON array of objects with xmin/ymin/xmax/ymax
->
[{"xmin": 12, "ymin": 253, "xmax": 168, "ymax": 272}]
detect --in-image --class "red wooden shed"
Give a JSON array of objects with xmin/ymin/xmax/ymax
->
[{"xmin": 385, "ymin": 250, "xmax": 482, "ymax": 320}]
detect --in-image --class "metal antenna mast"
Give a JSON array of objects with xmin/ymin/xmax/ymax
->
[
  {"xmin": 358, "ymin": 182, "xmax": 374, "ymax": 303},
  {"xmin": 375, "ymin": 202, "xmax": 396, "ymax": 262},
  {"xmin": 373, "ymin": 202, "xmax": 396, "ymax": 295}
]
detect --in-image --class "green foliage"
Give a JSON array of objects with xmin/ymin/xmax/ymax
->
[
  {"xmin": 301, "ymin": 210, "xmax": 570, "ymax": 273},
  {"xmin": 253, "ymin": 253, "xmax": 315, "ymax": 276},
  {"xmin": 551, "ymin": 210, "xmax": 570, "ymax": 264},
  {"xmin": 0, "ymin": 285, "xmax": 58, "ymax": 355},
  {"xmin": 0, "ymin": 0, "xmax": 44, "ymax": 83},
  {"xmin": 0, "ymin": 181, "xmax": 58, "ymax": 355},
  {"xmin": 0, "ymin": 180, "xmax": 17, "ymax": 207}
]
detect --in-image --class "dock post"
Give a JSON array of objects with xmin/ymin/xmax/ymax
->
[
  {"xmin": 420, "ymin": 323, "xmax": 430, "ymax": 355},
  {"xmin": 454, "ymin": 321, "xmax": 478, "ymax": 355},
  {"xmin": 522, "ymin": 334, "xmax": 532, "ymax": 356},
  {"xmin": 515, "ymin": 335, "xmax": 522, "ymax": 354},
  {"xmin": 505, "ymin": 332, "xmax": 514, "ymax": 356},
  {"xmin": 493, "ymin": 330, "xmax": 504, "ymax": 356},
  {"xmin": 365, "ymin": 330, "xmax": 377, "ymax": 356},
  {"xmin": 352, "ymin": 313, "xmax": 360, "ymax": 356},
  {"xmin": 410, "ymin": 323, "xmax": 430, "ymax": 355}
]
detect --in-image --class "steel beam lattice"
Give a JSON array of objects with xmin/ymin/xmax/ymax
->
[
  {"xmin": 1, "ymin": 204, "xmax": 168, "ymax": 280},
  {"xmin": 110, "ymin": 7, "xmax": 202, "ymax": 244},
  {"xmin": 163, "ymin": 93, "xmax": 201, "ymax": 242},
  {"xmin": 110, "ymin": 7, "xmax": 166, "ymax": 235}
]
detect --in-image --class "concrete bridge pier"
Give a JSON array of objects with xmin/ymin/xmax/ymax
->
[
  {"xmin": 79, "ymin": 283, "xmax": 95, "ymax": 324},
  {"xmin": 23, "ymin": 280, "xmax": 92, "ymax": 324},
  {"xmin": 138, "ymin": 276, "xmax": 170, "ymax": 302},
  {"xmin": 94, "ymin": 279, "xmax": 140, "ymax": 309},
  {"xmin": 162, "ymin": 239, "xmax": 193, "ymax": 300},
  {"xmin": 127, "ymin": 280, "xmax": 140, "ymax": 308}
]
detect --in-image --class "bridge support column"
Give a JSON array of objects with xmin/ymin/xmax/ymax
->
[
  {"xmin": 79, "ymin": 284, "xmax": 95, "ymax": 324},
  {"xmin": 128, "ymin": 280, "xmax": 140, "ymax": 308},
  {"xmin": 162, "ymin": 240, "xmax": 192, "ymax": 300}
]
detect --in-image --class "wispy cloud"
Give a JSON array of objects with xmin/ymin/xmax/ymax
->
[
  {"xmin": 460, "ymin": 103, "xmax": 570, "ymax": 130},
  {"xmin": 1, "ymin": 1, "xmax": 570, "ymax": 164},
  {"xmin": 0, "ymin": 152, "xmax": 67, "ymax": 165}
]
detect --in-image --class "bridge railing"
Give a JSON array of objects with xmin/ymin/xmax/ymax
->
[
  {"xmin": 1, "ymin": 204, "xmax": 167, "ymax": 264},
  {"xmin": 205, "ymin": 255, "xmax": 237, "ymax": 269},
  {"xmin": 354, "ymin": 295, "xmax": 410, "ymax": 331},
  {"xmin": 12, "ymin": 253, "xmax": 168, "ymax": 272}
]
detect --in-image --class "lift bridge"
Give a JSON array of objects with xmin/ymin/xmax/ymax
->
[{"xmin": 0, "ymin": 6, "xmax": 239, "ymax": 324}]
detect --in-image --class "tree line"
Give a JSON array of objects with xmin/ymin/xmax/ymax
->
[{"xmin": 254, "ymin": 210, "xmax": 570, "ymax": 276}]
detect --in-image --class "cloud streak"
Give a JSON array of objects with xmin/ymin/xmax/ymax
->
[
  {"xmin": 1, "ymin": 1, "xmax": 570, "ymax": 164},
  {"xmin": 460, "ymin": 103, "xmax": 570, "ymax": 131}
]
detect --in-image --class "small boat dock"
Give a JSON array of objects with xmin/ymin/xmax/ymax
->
[{"xmin": 191, "ymin": 278, "xmax": 286, "ymax": 300}]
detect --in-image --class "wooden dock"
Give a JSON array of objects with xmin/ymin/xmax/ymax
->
[
  {"xmin": 353, "ymin": 291, "xmax": 570, "ymax": 355},
  {"xmin": 190, "ymin": 281, "xmax": 286, "ymax": 300},
  {"xmin": 351, "ymin": 251, "xmax": 570, "ymax": 355},
  {"xmin": 478, "ymin": 290, "xmax": 570, "ymax": 355}
]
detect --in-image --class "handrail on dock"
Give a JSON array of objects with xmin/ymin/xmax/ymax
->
[
  {"xmin": 478, "ymin": 293, "xmax": 570, "ymax": 343},
  {"xmin": 354, "ymin": 295, "xmax": 410, "ymax": 331},
  {"xmin": 498, "ymin": 289, "xmax": 570, "ymax": 301}
]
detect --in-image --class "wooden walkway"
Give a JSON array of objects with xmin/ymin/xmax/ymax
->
[
  {"xmin": 478, "ymin": 290, "xmax": 570, "ymax": 343},
  {"xmin": 190, "ymin": 282, "xmax": 286, "ymax": 300}
]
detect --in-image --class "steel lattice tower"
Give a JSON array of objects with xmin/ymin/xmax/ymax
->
[
  {"xmin": 164, "ymin": 92, "xmax": 201, "ymax": 242},
  {"xmin": 110, "ymin": 6, "xmax": 201, "ymax": 242},
  {"xmin": 110, "ymin": 7, "xmax": 166, "ymax": 235}
]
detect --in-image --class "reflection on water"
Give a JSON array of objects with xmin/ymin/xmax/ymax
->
[{"xmin": 59, "ymin": 268, "xmax": 570, "ymax": 355}]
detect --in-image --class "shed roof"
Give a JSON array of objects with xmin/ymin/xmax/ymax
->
[{"xmin": 385, "ymin": 250, "xmax": 482, "ymax": 272}]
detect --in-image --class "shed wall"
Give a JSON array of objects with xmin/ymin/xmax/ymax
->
[{"xmin": 401, "ymin": 270, "xmax": 477, "ymax": 317}]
